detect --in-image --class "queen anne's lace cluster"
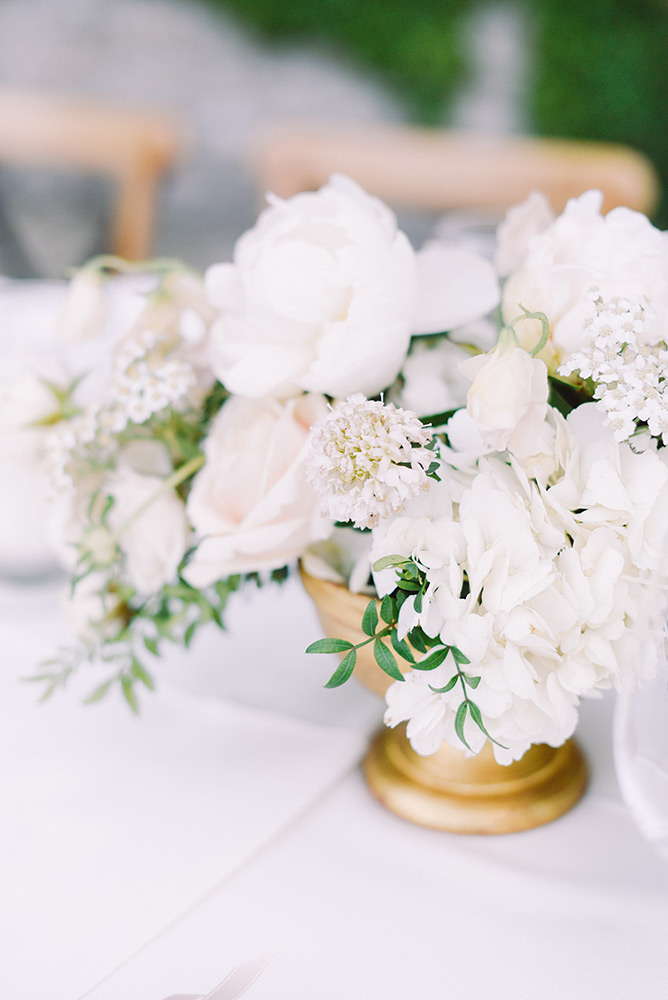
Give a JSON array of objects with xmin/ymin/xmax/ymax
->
[
  {"xmin": 107, "ymin": 329, "xmax": 196, "ymax": 431},
  {"xmin": 306, "ymin": 394, "xmax": 434, "ymax": 529},
  {"xmin": 559, "ymin": 290, "xmax": 668, "ymax": 443},
  {"xmin": 46, "ymin": 329, "xmax": 196, "ymax": 493}
]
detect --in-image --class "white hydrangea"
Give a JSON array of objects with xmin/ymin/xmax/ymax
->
[
  {"xmin": 373, "ymin": 404, "xmax": 668, "ymax": 763},
  {"xmin": 306, "ymin": 394, "xmax": 434, "ymax": 529}
]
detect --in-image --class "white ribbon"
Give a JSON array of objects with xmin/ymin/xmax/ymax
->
[{"xmin": 162, "ymin": 955, "xmax": 271, "ymax": 1000}]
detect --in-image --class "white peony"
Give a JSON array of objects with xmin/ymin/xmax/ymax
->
[
  {"xmin": 502, "ymin": 190, "xmax": 668, "ymax": 367},
  {"xmin": 205, "ymin": 175, "xmax": 499, "ymax": 400},
  {"xmin": 183, "ymin": 393, "xmax": 331, "ymax": 586},
  {"xmin": 494, "ymin": 190, "xmax": 555, "ymax": 277}
]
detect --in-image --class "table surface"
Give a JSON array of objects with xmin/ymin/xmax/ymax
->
[{"xmin": 2, "ymin": 573, "xmax": 668, "ymax": 1000}]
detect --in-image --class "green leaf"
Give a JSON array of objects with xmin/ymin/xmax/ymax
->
[
  {"xmin": 413, "ymin": 588, "xmax": 423, "ymax": 614},
  {"xmin": 390, "ymin": 630, "xmax": 415, "ymax": 664},
  {"xmin": 120, "ymin": 676, "xmax": 140, "ymax": 714},
  {"xmin": 394, "ymin": 588, "xmax": 410, "ymax": 609},
  {"xmin": 423, "ymin": 632, "xmax": 442, "ymax": 649},
  {"xmin": 380, "ymin": 595, "xmax": 396, "ymax": 625},
  {"xmin": 184, "ymin": 621, "xmax": 197, "ymax": 648},
  {"xmin": 24, "ymin": 670, "xmax": 60, "ymax": 682},
  {"xmin": 372, "ymin": 553, "xmax": 406, "ymax": 572},
  {"xmin": 414, "ymin": 645, "xmax": 449, "ymax": 671},
  {"xmin": 373, "ymin": 638, "xmax": 404, "ymax": 681},
  {"xmin": 131, "ymin": 658, "xmax": 155, "ymax": 690},
  {"xmin": 429, "ymin": 674, "xmax": 458, "ymax": 694},
  {"xmin": 454, "ymin": 701, "xmax": 473, "ymax": 752},
  {"xmin": 468, "ymin": 701, "xmax": 507, "ymax": 749},
  {"xmin": 306, "ymin": 637, "xmax": 355, "ymax": 655},
  {"xmin": 463, "ymin": 674, "xmax": 481, "ymax": 689},
  {"xmin": 361, "ymin": 599, "xmax": 379, "ymax": 637},
  {"xmin": 143, "ymin": 636, "xmax": 160, "ymax": 656},
  {"xmin": 38, "ymin": 680, "xmax": 60, "ymax": 702},
  {"xmin": 324, "ymin": 648, "xmax": 357, "ymax": 688},
  {"xmin": 83, "ymin": 677, "xmax": 116, "ymax": 704},
  {"xmin": 451, "ymin": 646, "xmax": 470, "ymax": 665},
  {"xmin": 408, "ymin": 629, "xmax": 427, "ymax": 654}
]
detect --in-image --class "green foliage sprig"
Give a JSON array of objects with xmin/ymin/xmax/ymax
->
[
  {"xmin": 28, "ymin": 573, "xmax": 243, "ymax": 713},
  {"xmin": 27, "ymin": 375, "xmax": 277, "ymax": 712},
  {"xmin": 306, "ymin": 554, "xmax": 506, "ymax": 751}
]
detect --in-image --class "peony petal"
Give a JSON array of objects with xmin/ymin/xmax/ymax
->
[{"xmin": 411, "ymin": 244, "xmax": 500, "ymax": 335}]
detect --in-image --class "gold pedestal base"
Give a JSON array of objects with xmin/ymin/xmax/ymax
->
[
  {"xmin": 301, "ymin": 568, "xmax": 589, "ymax": 835},
  {"xmin": 363, "ymin": 726, "xmax": 588, "ymax": 834}
]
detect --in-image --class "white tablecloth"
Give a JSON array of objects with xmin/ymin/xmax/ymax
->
[{"xmin": 2, "ymin": 576, "xmax": 668, "ymax": 1000}]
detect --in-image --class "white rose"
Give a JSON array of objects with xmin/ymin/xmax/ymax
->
[
  {"xmin": 64, "ymin": 572, "xmax": 126, "ymax": 642},
  {"xmin": 106, "ymin": 465, "xmax": 190, "ymax": 594},
  {"xmin": 183, "ymin": 393, "xmax": 331, "ymax": 585},
  {"xmin": 56, "ymin": 267, "xmax": 107, "ymax": 343},
  {"xmin": 502, "ymin": 190, "xmax": 668, "ymax": 366},
  {"xmin": 205, "ymin": 175, "xmax": 499, "ymax": 400},
  {"xmin": 460, "ymin": 329, "xmax": 550, "ymax": 457}
]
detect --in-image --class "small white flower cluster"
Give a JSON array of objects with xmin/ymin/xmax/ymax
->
[
  {"xmin": 45, "ymin": 329, "xmax": 197, "ymax": 494},
  {"xmin": 107, "ymin": 329, "xmax": 196, "ymax": 431},
  {"xmin": 45, "ymin": 410, "xmax": 103, "ymax": 493},
  {"xmin": 373, "ymin": 405, "xmax": 668, "ymax": 763},
  {"xmin": 559, "ymin": 290, "xmax": 668, "ymax": 443},
  {"xmin": 306, "ymin": 394, "xmax": 434, "ymax": 529}
]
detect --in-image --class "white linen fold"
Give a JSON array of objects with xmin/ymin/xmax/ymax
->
[
  {"xmin": 81, "ymin": 700, "xmax": 668, "ymax": 1000},
  {"xmin": 0, "ymin": 581, "xmax": 369, "ymax": 1000}
]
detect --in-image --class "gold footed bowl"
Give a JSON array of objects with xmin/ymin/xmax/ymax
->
[{"xmin": 301, "ymin": 568, "xmax": 588, "ymax": 835}]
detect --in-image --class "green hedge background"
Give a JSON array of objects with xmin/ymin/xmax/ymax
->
[{"xmin": 202, "ymin": 0, "xmax": 668, "ymax": 223}]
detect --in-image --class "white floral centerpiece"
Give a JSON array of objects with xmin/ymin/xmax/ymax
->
[
  {"xmin": 34, "ymin": 179, "xmax": 668, "ymax": 770},
  {"xmin": 34, "ymin": 176, "xmax": 495, "ymax": 705}
]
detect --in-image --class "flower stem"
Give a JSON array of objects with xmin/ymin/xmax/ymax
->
[
  {"xmin": 113, "ymin": 453, "xmax": 204, "ymax": 540},
  {"xmin": 507, "ymin": 306, "xmax": 550, "ymax": 356}
]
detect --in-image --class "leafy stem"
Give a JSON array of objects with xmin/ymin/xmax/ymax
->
[
  {"xmin": 506, "ymin": 305, "xmax": 551, "ymax": 357},
  {"xmin": 307, "ymin": 553, "xmax": 508, "ymax": 754},
  {"xmin": 430, "ymin": 654, "xmax": 507, "ymax": 751}
]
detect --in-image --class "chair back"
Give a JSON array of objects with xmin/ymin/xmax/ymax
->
[
  {"xmin": 253, "ymin": 125, "xmax": 659, "ymax": 218},
  {"xmin": 0, "ymin": 89, "xmax": 181, "ymax": 273}
]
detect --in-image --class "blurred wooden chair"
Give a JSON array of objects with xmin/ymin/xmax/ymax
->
[
  {"xmin": 253, "ymin": 124, "xmax": 660, "ymax": 218},
  {"xmin": 0, "ymin": 89, "xmax": 181, "ymax": 275}
]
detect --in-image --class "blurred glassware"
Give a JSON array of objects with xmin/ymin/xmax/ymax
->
[{"xmin": 614, "ymin": 648, "xmax": 668, "ymax": 860}]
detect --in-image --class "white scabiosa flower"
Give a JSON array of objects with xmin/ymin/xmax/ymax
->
[{"xmin": 306, "ymin": 394, "xmax": 435, "ymax": 529}]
